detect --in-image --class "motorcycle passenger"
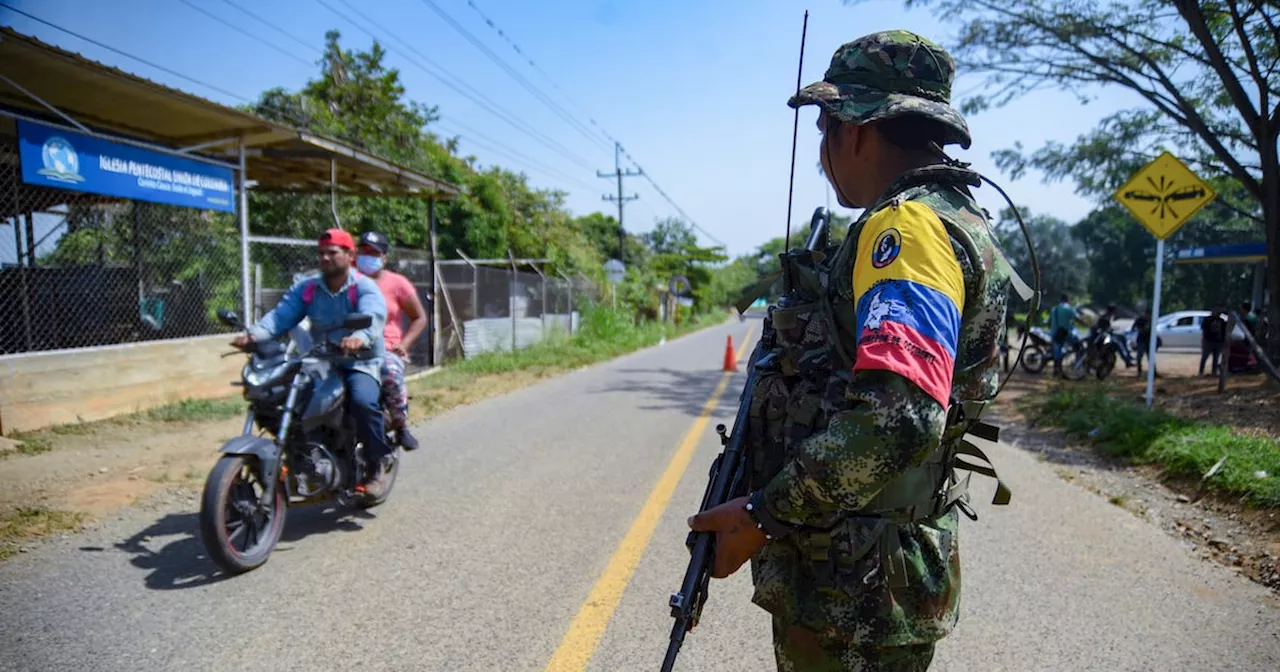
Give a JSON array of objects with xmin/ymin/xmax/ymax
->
[
  {"xmin": 1048, "ymin": 294, "xmax": 1078, "ymax": 376},
  {"xmin": 230, "ymin": 228, "xmax": 396, "ymax": 496},
  {"xmin": 355, "ymin": 230, "xmax": 427, "ymax": 452}
]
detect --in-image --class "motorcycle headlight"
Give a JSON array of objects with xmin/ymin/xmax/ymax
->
[{"xmin": 243, "ymin": 360, "xmax": 289, "ymax": 388}]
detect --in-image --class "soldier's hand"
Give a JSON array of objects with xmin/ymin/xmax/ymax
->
[{"xmin": 687, "ymin": 496, "xmax": 767, "ymax": 579}]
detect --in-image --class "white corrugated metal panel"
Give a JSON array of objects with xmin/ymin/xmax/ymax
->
[{"xmin": 461, "ymin": 313, "xmax": 579, "ymax": 358}]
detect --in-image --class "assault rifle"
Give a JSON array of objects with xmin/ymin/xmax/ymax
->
[{"xmin": 661, "ymin": 208, "xmax": 830, "ymax": 672}]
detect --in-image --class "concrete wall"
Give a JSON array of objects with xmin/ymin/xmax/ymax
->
[{"xmin": 0, "ymin": 334, "xmax": 244, "ymax": 434}]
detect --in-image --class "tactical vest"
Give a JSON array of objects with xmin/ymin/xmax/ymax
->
[{"xmin": 744, "ymin": 166, "xmax": 1015, "ymax": 589}]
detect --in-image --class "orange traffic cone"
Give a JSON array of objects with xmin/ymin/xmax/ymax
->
[{"xmin": 723, "ymin": 335, "xmax": 737, "ymax": 372}]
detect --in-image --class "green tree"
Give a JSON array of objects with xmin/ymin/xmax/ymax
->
[
  {"xmin": 850, "ymin": 0, "xmax": 1280, "ymax": 352},
  {"xmin": 995, "ymin": 207, "xmax": 1089, "ymax": 308}
]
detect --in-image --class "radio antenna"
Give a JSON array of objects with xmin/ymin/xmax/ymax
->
[{"xmin": 784, "ymin": 10, "xmax": 810, "ymax": 253}]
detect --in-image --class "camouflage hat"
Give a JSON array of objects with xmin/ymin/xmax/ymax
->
[{"xmin": 788, "ymin": 29, "xmax": 971, "ymax": 149}]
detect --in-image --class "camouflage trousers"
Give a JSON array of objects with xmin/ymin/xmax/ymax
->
[{"xmin": 771, "ymin": 617, "xmax": 936, "ymax": 672}]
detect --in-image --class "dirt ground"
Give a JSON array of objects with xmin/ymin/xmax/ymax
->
[
  {"xmin": 0, "ymin": 367, "xmax": 552, "ymax": 524},
  {"xmin": 993, "ymin": 347, "xmax": 1280, "ymax": 593}
]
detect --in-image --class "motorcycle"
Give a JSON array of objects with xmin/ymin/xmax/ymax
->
[
  {"xmin": 1062, "ymin": 328, "xmax": 1125, "ymax": 380},
  {"xmin": 1017, "ymin": 325, "xmax": 1054, "ymax": 374},
  {"xmin": 199, "ymin": 309, "xmax": 401, "ymax": 575}
]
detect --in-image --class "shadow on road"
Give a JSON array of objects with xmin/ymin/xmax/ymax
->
[
  {"xmin": 79, "ymin": 503, "xmax": 376, "ymax": 591},
  {"xmin": 596, "ymin": 367, "xmax": 748, "ymax": 419}
]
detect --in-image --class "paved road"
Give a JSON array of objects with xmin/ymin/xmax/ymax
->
[{"xmin": 2, "ymin": 316, "xmax": 1277, "ymax": 672}]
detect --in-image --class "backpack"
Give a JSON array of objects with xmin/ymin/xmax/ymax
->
[{"xmin": 301, "ymin": 277, "xmax": 358, "ymax": 307}]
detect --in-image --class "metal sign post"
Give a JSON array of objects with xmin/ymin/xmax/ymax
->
[
  {"xmin": 603, "ymin": 258, "xmax": 625, "ymax": 311},
  {"xmin": 1112, "ymin": 151, "xmax": 1216, "ymax": 408}
]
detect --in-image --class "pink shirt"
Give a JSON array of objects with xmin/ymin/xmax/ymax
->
[{"xmin": 372, "ymin": 270, "xmax": 417, "ymax": 349}]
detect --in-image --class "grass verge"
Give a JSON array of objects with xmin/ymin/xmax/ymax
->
[
  {"xmin": 1019, "ymin": 382, "xmax": 1280, "ymax": 508},
  {"xmin": 0, "ymin": 507, "xmax": 86, "ymax": 559},
  {"xmin": 406, "ymin": 306, "xmax": 730, "ymax": 422}
]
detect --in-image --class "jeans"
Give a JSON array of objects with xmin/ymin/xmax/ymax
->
[
  {"xmin": 1199, "ymin": 342, "xmax": 1224, "ymax": 375},
  {"xmin": 380, "ymin": 352, "xmax": 409, "ymax": 429},
  {"xmin": 345, "ymin": 370, "xmax": 391, "ymax": 466}
]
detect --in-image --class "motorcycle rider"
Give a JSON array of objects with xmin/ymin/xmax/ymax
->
[
  {"xmin": 230, "ymin": 228, "xmax": 396, "ymax": 496},
  {"xmin": 1048, "ymin": 294, "xmax": 1078, "ymax": 376},
  {"xmin": 355, "ymin": 230, "xmax": 427, "ymax": 452}
]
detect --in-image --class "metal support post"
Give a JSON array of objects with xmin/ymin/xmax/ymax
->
[
  {"xmin": 507, "ymin": 249, "xmax": 517, "ymax": 352},
  {"xmin": 1145, "ymin": 238, "xmax": 1165, "ymax": 409},
  {"xmin": 428, "ymin": 198, "xmax": 438, "ymax": 368},
  {"xmin": 238, "ymin": 139, "xmax": 252, "ymax": 325}
]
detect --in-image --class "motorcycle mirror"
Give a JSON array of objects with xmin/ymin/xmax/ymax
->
[
  {"xmin": 343, "ymin": 313, "xmax": 373, "ymax": 330},
  {"xmin": 216, "ymin": 309, "xmax": 243, "ymax": 329}
]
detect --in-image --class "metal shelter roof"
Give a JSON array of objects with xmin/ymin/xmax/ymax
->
[
  {"xmin": 0, "ymin": 27, "xmax": 461, "ymax": 200},
  {"xmin": 1174, "ymin": 241, "xmax": 1267, "ymax": 265}
]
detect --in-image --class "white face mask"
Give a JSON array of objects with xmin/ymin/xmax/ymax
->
[{"xmin": 356, "ymin": 254, "xmax": 384, "ymax": 275}]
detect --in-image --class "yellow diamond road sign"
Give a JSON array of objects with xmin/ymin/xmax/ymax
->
[{"xmin": 1113, "ymin": 151, "xmax": 1216, "ymax": 239}]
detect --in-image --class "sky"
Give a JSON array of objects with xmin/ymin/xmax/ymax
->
[{"xmin": 1, "ymin": 0, "xmax": 1145, "ymax": 260}]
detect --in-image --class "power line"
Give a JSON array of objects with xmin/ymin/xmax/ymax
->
[
  {"xmin": 318, "ymin": 0, "xmax": 597, "ymax": 173},
  {"xmin": 436, "ymin": 120, "xmax": 599, "ymax": 192},
  {"xmin": 416, "ymin": 0, "xmax": 611, "ymax": 155},
  {"xmin": 459, "ymin": 1, "xmax": 725, "ymax": 248},
  {"xmin": 217, "ymin": 0, "xmax": 323, "ymax": 57},
  {"xmin": 177, "ymin": 0, "xmax": 312, "ymax": 68},
  {"xmin": 464, "ymin": 0, "xmax": 619, "ymax": 151},
  {"xmin": 0, "ymin": 3, "xmax": 252, "ymax": 104}
]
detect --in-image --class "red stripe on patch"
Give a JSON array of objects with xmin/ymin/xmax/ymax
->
[{"xmin": 853, "ymin": 321, "xmax": 954, "ymax": 408}]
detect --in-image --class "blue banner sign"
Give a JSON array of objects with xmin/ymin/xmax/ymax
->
[{"xmin": 17, "ymin": 119, "xmax": 236, "ymax": 213}]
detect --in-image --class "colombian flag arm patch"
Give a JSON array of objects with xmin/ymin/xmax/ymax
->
[{"xmin": 852, "ymin": 202, "xmax": 965, "ymax": 408}]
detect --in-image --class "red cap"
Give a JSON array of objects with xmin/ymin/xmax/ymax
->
[{"xmin": 318, "ymin": 228, "xmax": 355, "ymax": 251}]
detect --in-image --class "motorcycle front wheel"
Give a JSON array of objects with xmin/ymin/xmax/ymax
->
[
  {"xmin": 1095, "ymin": 350, "xmax": 1117, "ymax": 379},
  {"xmin": 199, "ymin": 455, "xmax": 287, "ymax": 575}
]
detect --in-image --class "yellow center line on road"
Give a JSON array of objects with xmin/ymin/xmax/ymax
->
[{"xmin": 542, "ymin": 326, "xmax": 754, "ymax": 672}]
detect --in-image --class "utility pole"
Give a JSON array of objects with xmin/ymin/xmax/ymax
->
[{"xmin": 597, "ymin": 141, "xmax": 640, "ymax": 260}]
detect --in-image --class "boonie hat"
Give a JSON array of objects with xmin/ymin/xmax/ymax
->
[{"xmin": 788, "ymin": 29, "xmax": 971, "ymax": 149}]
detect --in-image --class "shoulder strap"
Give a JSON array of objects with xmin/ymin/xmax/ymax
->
[{"xmin": 301, "ymin": 279, "xmax": 358, "ymax": 307}]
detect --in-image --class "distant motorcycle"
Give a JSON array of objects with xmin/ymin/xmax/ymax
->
[
  {"xmin": 1018, "ymin": 325, "xmax": 1054, "ymax": 374},
  {"xmin": 199, "ymin": 309, "xmax": 401, "ymax": 575},
  {"xmin": 1063, "ymin": 328, "xmax": 1123, "ymax": 380}
]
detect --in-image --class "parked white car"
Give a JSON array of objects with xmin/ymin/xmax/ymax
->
[{"xmin": 1151, "ymin": 310, "xmax": 1246, "ymax": 349}]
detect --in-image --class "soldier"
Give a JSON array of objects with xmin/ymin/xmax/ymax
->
[{"xmin": 688, "ymin": 30, "xmax": 1014, "ymax": 671}]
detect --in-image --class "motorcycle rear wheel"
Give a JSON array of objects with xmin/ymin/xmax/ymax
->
[
  {"xmin": 1021, "ymin": 345, "xmax": 1047, "ymax": 374},
  {"xmin": 1062, "ymin": 349, "xmax": 1089, "ymax": 381},
  {"xmin": 199, "ymin": 455, "xmax": 287, "ymax": 575}
]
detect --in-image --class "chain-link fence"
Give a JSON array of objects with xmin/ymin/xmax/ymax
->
[
  {"xmin": 1, "ymin": 139, "xmax": 242, "ymax": 355},
  {"xmin": 248, "ymin": 239, "xmax": 602, "ymax": 369},
  {"xmin": 437, "ymin": 259, "xmax": 599, "ymax": 360}
]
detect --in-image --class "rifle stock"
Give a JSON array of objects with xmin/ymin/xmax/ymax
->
[{"xmin": 661, "ymin": 207, "xmax": 830, "ymax": 671}]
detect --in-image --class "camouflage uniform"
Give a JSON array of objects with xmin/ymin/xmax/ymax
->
[{"xmin": 742, "ymin": 30, "xmax": 1013, "ymax": 671}]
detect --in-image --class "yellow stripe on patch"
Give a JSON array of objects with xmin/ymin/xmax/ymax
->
[
  {"xmin": 542, "ymin": 327, "xmax": 753, "ymax": 672},
  {"xmin": 853, "ymin": 201, "xmax": 965, "ymax": 310}
]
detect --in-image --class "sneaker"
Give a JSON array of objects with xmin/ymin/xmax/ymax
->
[{"xmin": 398, "ymin": 427, "xmax": 420, "ymax": 451}]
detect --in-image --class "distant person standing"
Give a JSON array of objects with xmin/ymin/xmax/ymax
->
[
  {"xmin": 1199, "ymin": 305, "xmax": 1227, "ymax": 376},
  {"xmin": 1240, "ymin": 301, "xmax": 1259, "ymax": 338},
  {"xmin": 1133, "ymin": 307, "xmax": 1156, "ymax": 376},
  {"xmin": 1048, "ymin": 294, "xmax": 1077, "ymax": 376}
]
